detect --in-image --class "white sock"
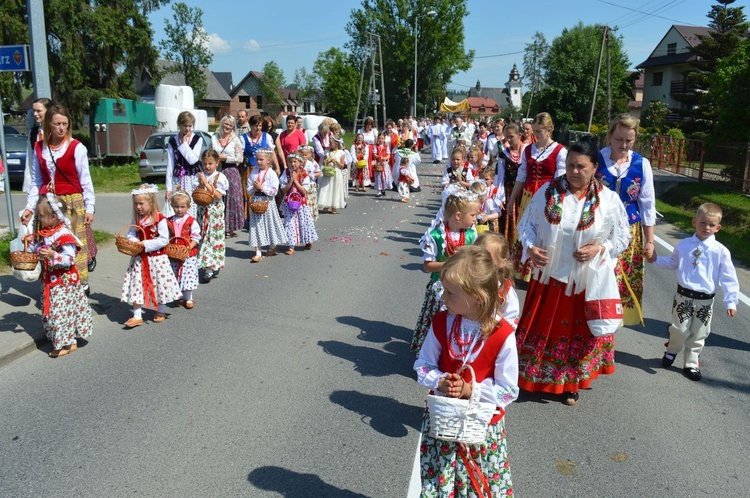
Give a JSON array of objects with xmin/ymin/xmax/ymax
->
[
  {"xmin": 255, "ymin": 249, "xmax": 261, "ymax": 257},
  {"xmin": 157, "ymin": 304, "xmax": 167, "ymax": 313},
  {"xmin": 132, "ymin": 308, "xmax": 142, "ymax": 319},
  {"xmin": 183, "ymin": 290, "xmax": 193, "ymax": 300}
]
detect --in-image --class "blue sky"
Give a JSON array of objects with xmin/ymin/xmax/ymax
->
[{"xmin": 148, "ymin": 0, "xmax": 713, "ymax": 91}]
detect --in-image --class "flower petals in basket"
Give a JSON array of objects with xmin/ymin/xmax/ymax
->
[
  {"xmin": 166, "ymin": 236, "xmax": 190, "ymax": 261},
  {"xmin": 426, "ymin": 365, "xmax": 498, "ymax": 445},
  {"xmin": 115, "ymin": 225, "xmax": 145, "ymax": 256}
]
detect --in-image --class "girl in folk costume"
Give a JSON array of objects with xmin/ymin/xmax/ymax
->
[
  {"xmin": 474, "ymin": 231, "xmax": 521, "ymax": 328},
  {"xmin": 441, "ymin": 147, "xmax": 474, "ymax": 189},
  {"xmin": 247, "ymin": 149, "xmax": 287, "ymax": 262},
  {"xmin": 300, "ymin": 146, "xmax": 321, "ymax": 220},
  {"xmin": 166, "ymin": 111, "xmax": 203, "ymax": 218},
  {"xmin": 167, "ymin": 192, "xmax": 201, "ymax": 309},
  {"xmin": 515, "ymin": 138, "xmax": 630, "ymax": 405},
  {"xmin": 211, "ymin": 115, "xmax": 244, "ymax": 238},
  {"xmin": 393, "ymin": 139, "xmax": 421, "ymax": 193},
  {"xmin": 414, "ymin": 246, "xmax": 518, "ymax": 497},
  {"xmin": 121, "ymin": 184, "xmax": 183, "ymax": 328},
  {"xmin": 31, "ymin": 195, "xmax": 93, "ymax": 358},
  {"xmin": 506, "ymin": 112, "xmax": 567, "ymax": 281},
  {"xmin": 472, "ymin": 177, "xmax": 504, "ymax": 234},
  {"xmin": 196, "ymin": 150, "xmax": 228, "ymax": 282},
  {"xmin": 494, "ymin": 123, "xmax": 525, "ymax": 244},
  {"xmin": 371, "ymin": 132, "xmax": 392, "ymax": 198},
  {"xmin": 596, "ymin": 114, "xmax": 656, "ymax": 327},
  {"xmin": 396, "ymin": 155, "xmax": 415, "ymax": 203},
  {"xmin": 412, "ymin": 190, "xmax": 480, "ymax": 353},
  {"xmin": 329, "ymin": 123, "xmax": 350, "ymax": 201},
  {"xmin": 385, "ymin": 121, "xmax": 400, "ymax": 170},
  {"xmin": 22, "ymin": 104, "xmax": 96, "ymax": 293},
  {"xmin": 467, "ymin": 145, "xmax": 483, "ymax": 177},
  {"xmin": 350, "ymin": 133, "xmax": 372, "ymax": 192},
  {"xmin": 318, "ymin": 137, "xmax": 347, "ymax": 214},
  {"xmin": 280, "ymin": 152, "xmax": 318, "ymax": 255}
]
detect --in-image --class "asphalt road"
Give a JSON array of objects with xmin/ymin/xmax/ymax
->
[{"xmin": 1, "ymin": 162, "xmax": 749, "ymax": 497}]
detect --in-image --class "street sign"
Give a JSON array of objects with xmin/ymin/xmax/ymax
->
[{"xmin": 0, "ymin": 45, "xmax": 30, "ymax": 72}]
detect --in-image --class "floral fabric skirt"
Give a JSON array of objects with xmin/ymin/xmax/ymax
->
[
  {"xmin": 515, "ymin": 277, "xmax": 615, "ymax": 394},
  {"xmin": 59, "ymin": 193, "xmax": 90, "ymax": 285},
  {"xmin": 307, "ymin": 183, "xmax": 319, "ymax": 220},
  {"xmin": 222, "ymin": 165, "xmax": 245, "ymax": 233},
  {"xmin": 419, "ymin": 410, "xmax": 513, "ymax": 497},
  {"xmin": 121, "ymin": 254, "xmax": 182, "ymax": 308},
  {"xmin": 412, "ymin": 279, "xmax": 443, "ymax": 353},
  {"xmin": 198, "ymin": 202, "xmax": 226, "ymax": 271},
  {"xmin": 171, "ymin": 254, "xmax": 199, "ymax": 291},
  {"xmin": 373, "ymin": 166, "xmax": 392, "ymax": 192},
  {"xmin": 248, "ymin": 195, "xmax": 287, "ymax": 248},
  {"xmin": 281, "ymin": 203, "xmax": 318, "ymax": 246},
  {"xmin": 510, "ymin": 188, "xmax": 535, "ymax": 282},
  {"xmin": 43, "ymin": 283, "xmax": 93, "ymax": 350},
  {"xmin": 615, "ymin": 222, "xmax": 644, "ymax": 326}
]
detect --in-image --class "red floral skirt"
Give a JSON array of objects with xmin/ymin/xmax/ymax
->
[{"xmin": 516, "ymin": 277, "xmax": 615, "ymax": 394}]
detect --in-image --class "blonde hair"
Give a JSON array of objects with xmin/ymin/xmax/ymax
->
[
  {"xmin": 444, "ymin": 194, "xmax": 479, "ymax": 218},
  {"xmin": 131, "ymin": 184, "xmax": 161, "ymax": 221},
  {"xmin": 474, "ymin": 232, "xmax": 514, "ymax": 285},
  {"xmin": 481, "ymin": 168, "xmax": 495, "ymax": 181},
  {"xmin": 329, "ymin": 122, "xmax": 341, "ymax": 134},
  {"xmin": 36, "ymin": 195, "xmax": 72, "ymax": 225},
  {"xmin": 608, "ymin": 113, "xmax": 639, "ymax": 136},
  {"xmin": 329, "ymin": 138, "xmax": 341, "ymax": 151},
  {"xmin": 440, "ymin": 245, "xmax": 499, "ymax": 337},
  {"xmin": 470, "ymin": 181, "xmax": 487, "ymax": 197},
  {"xmin": 467, "ymin": 146, "xmax": 482, "ymax": 163},
  {"xmin": 177, "ymin": 111, "xmax": 195, "ymax": 126},
  {"xmin": 697, "ymin": 202, "xmax": 723, "ymax": 221},
  {"xmin": 533, "ymin": 112, "xmax": 554, "ymax": 132},
  {"xmin": 451, "ymin": 146, "xmax": 466, "ymax": 159},
  {"xmin": 170, "ymin": 190, "xmax": 192, "ymax": 208}
]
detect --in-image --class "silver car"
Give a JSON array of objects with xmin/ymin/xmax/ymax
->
[{"xmin": 138, "ymin": 131, "xmax": 212, "ymax": 180}]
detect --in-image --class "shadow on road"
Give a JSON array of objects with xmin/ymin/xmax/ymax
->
[
  {"xmin": 318, "ymin": 340, "xmax": 414, "ymax": 379},
  {"xmin": 330, "ymin": 390, "xmax": 423, "ymax": 437},
  {"xmin": 615, "ymin": 350, "xmax": 661, "ymax": 375},
  {"xmin": 336, "ymin": 315, "xmax": 412, "ymax": 343},
  {"xmin": 247, "ymin": 466, "xmax": 368, "ymax": 497}
]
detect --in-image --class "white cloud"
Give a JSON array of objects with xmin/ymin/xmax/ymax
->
[
  {"xmin": 207, "ymin": 33, "xmax": 231, "ymax": 55},
  {"xmin": 244, "ymin": 39, "xmax": 260, "ymax": 52}
]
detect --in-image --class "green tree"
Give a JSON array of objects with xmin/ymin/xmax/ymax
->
[
  {"xmin": 293, "ymin": 67, "xmax": 320, "ymax": 104},
  {"xmin": 522, "ymin": 31, "xmax": 548, "ymax": 118},
  {"xmin": 534, "ymin": 23, "xmax": 630, "ymax": 127},
  {"xmin": 641, "ymin": 101, "xmax": 671, "ymax": 132},
  {"xmin": 345, "ymin": 0, "xmax": 473, "ymax": 118},
  {"xmin": 40, "ymin": 0, "xmax": 163, "ymax": 132},
  {"xmin": 712, "ymin": 37, "xmax": 750, "ymax": 143},
  {"xmin": 685, "ymin": 0, "xmax": 748, "ymax": 130},
  {"xmin": 313, "ymin": 48, "xmax": 359, "ymax": 123},
  {"xmin": 159, "ymin": 2, "xmax": 212, "ymax": 104},
  {"xmin": 259, "ymin": 61, "xmax": 286, "ymax": 116}
]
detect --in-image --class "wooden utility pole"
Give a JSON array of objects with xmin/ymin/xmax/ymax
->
[{"xmin": 587, "ymin": 25, "xmax": 608, "ymax": 133}]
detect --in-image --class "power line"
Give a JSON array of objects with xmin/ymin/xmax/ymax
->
[
  {"xmin": 473, "ymin": 50, "xmax": 524, "ymax": 60},
  {"xmin": 595, "ymin": 0, "xmax": 696, "ymax": 27}
]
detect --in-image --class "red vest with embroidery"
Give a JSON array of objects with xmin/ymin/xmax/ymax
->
[
  {"xmin": 167, "ymin": 216, "xmax": 198, "ymax": 257},
  {"xmin": 138, "ymin": 213, "xmax": 166, "ymax": 256},
  {"xmin": 42, "ymin": 233, "xmax": 81, "ymax": 288},
  {"xmin": 432, "ymin": 310, "xmax": 515, "ymax": 423},
  {"xmin": 524, "ymin": 143, "xmax": 564, "ymax": 193},
  {"xmin": 35, "ymin": 140, "xmax": 83, "ymax": 195}
]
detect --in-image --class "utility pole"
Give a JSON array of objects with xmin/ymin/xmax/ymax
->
[
  {"xmin": 28, "ymin": 0, "xmax": 51, "ymax": 99},
  {"xmin": 606, "ymin": 28, "xmax": 612, "ymax": 125},
  {"xmin": 353, "ymin": 33, "xmax": 387, "ymax": 134},
  {"xmin": 587, "ymin": 25, "xmax": 608, "ymax": 133}
]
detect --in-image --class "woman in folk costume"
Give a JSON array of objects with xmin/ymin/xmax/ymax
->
[
  {"xmin": 279, "ymin": 152, "xmax": 318, "ymax": 254},
  {"xmin": 514, "ymin": 137, "xmax": 630, "ymax": 405},
  {"xmin": 350, "ymin": 133, "xmax": 372, "ymax": 192},
  {"xmin": 596, "ymin": 114, "xmax": 656, "ymax": 327},
  {"xmin": 31, "ymin": 194, "xmax": 93, "ymax": 357},
  {"xmin": 166, "ymin": 111, "xmax": 203, "ymax": 218},
  {"xmin": 494, "ymin": 123, "xmax": 525, "ymax": 243},
  {"xmin": 211, "ymin": 115, "xmax": 244, "ymax": 238},
  {"xmin": 22, "ymin": 104, "xmax": 96, "ymax": 294},
  {"xmin": 506, "ymin": 112, "xmax": 567, "ymax": 282},
  {"xmin": 312, "ymin": 121, "xmax": 331, "ymax": 168},
  {"xmin": 121, "ymin": 184, "xmax": 183, "ymax": 328}
]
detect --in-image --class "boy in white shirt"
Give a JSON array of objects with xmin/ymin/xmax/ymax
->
[{"xmin": 649, "ymin": 203, "xmax": 739, "ymax": 381}]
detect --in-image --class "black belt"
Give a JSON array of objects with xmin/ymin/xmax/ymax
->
[
  {"xmin": 221, "ymin": 162, "xmax": 238, "ymax": 169},
  {"xmin": 677, "ymin": 284, "xmax": 715, "ymax": 300}
]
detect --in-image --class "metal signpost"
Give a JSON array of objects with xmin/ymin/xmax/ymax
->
[{"xmin": 0, "ymin": 44, "xmax": 30, "ymax": 235}]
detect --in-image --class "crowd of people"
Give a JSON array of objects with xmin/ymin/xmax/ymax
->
[{"xmin": 410, "ymin": 111, "xmax": 740, "ymax": 496}]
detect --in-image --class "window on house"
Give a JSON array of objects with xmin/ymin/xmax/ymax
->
[
  {"xmin": 667, "ymin": 43, "xmax": 676, "ymax": 56},
  {"xmin": 652, "ymin": 72, "xmax": 663, "ymax": 86},
  {"xmin": 513, "ymin": 89, "xmax": 518, "ymax": 95},
  {"xmin": 257, "ymin": 95, "xmax": 263, "ymax": 108}
]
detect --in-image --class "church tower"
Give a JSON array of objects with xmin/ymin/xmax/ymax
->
[{"xmin": 505, "ymin": 63, "xmax": 522, "ymax": 109}]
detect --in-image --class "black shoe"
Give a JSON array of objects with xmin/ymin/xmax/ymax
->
[
  {"xmin": 433, "ymin": 160, "xmax": 440, "ymax": 164},
  {"xmin": 375, "ymin": 191, "xmax": 384, "ymax": 198},
  {"xmin": 662, "ymin": 352, "xmax": 676, "ymax": 368},
  {"xmin": 243, "ymin": 219, "xmax": 250, "ymax": 230},
  {"xmin": 82, "ymin": 284, "xmax": 90, "ymax": 297},
  {"xmin": 683, "ymin": 367, "xmax": 702, "ymax": 381},
  {"xmin": 213, "ymin": 269, "xmax": 220, "ymax": 278},
  {"xmin": 200, "ymin": 270, "xmax": 213, "ymax": 284},
  {"xmin": 87, "ymin": 257, "xmax": 97, "ymax": 272}
]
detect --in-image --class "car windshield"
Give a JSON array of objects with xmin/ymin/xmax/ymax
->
[
  {"xmin": 4, "ymin": 135, "xmax": 28, "ymax": 151},
  {"xmin": 4, "ymin": 125, "xmax": 22, "ymax": 135},
  {"xmin": 144, "ymin": 135, "xmax": 169, "ymax": 150}
]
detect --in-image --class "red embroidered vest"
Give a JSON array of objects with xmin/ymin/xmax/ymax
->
[
  {"xmin": 138, "ymin": 213, "xmax": 166, "ymax": 256},
  {"xmin": 432, "ymin": 310, "xmax": 515, "ymax": 423},
  {"xmin": 524, "ymin": 143, "xmax": 564, "ymax": 193},
  {"xmin": 167, "ymin": 216, "xmax": 198, "ymax": 257},
  {"xmin": 35, "ymin": 140, "xmax": 83, "ymax": 195}
]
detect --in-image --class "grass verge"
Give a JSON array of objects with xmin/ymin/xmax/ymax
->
[{"xmin": 657, "ymin": 182, "xmax": 750, "ymax": 266}]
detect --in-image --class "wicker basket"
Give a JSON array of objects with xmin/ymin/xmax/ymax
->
[
  {"xmin": 249, "ymin": 197, "xmax": 269, "ymax": 214},
  {"xmin": 115, "ymin": 225, "xmax": 145, "ymax": 256},
  {"xmin": 372, "ymin": 163, "xmax": 385, "ymax": 173},
  {"xmin": 426, "ymin": 365, "xmax": 498, "ymax": 445},
  {"xmin": 166, "ymin": 236, "xmax": 191, "ymax": 261},
  {"xmin": 9, "ymin": 237, "xmax": 39, "ymax": 271},
  {"xmin": 192, "ymin": 185, "xmax": 213, "ymax": 207}
]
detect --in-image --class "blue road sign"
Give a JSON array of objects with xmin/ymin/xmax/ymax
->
[{"xmin": 0, "ymin": 45, "xmax": 30, "ymax": 72}]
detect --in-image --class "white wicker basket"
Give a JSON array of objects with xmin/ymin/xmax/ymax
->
[{"xmin": 426, "ymin": 365, "xmax": 497, "ymax": 445}]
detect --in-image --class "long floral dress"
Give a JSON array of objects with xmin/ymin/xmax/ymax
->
[{"xmin": 197, "ymin": 171, "xmax": 228, "ymax": 273}]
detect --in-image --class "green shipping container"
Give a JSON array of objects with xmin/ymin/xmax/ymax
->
[{"xmin": 93, "ymin": 98, "xmax": 157, "ymax": 157}]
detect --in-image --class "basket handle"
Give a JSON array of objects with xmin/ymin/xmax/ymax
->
[
  {"xmin": 169, "ymin": 236, "xmax": 190, "ymax": 246},
  {"xmin": 117, "ymin": 224, "xmax": 146, "ymax": 239},
  {"xmin": 457, "ymin": 364, "xmax": 482, "ymax": 404}
]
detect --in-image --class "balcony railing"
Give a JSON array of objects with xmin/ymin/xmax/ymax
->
[{"xmin": 670, "ymin": 80, "xmax": 700, "ymax": 94}]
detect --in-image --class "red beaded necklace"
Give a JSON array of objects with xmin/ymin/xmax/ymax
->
[
  {"xmin": 447, "ymin": 315, "xmax": 483, "ymax": 361},
  {"xmin": 443, "ymin": 221, "xmax": 465, "ymax": 257}
]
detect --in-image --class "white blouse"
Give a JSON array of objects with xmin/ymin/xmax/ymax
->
[
  {"xmin": 516, "ymin": 142, "xmax": 567, "ymax": 184},
  {"xmin": 247, "ymin": 167, "xmax": 279, "ymax": 197},
  {"xmin": 414, "ymin": 314, "xmax": 519, "ymax": 409},
  {"xmin": 26, "ymin": 140, "xmax": 95, "ymax": 214},
  {"xmin": 211, "ymin": 134, "xmax": 244, "ymax": 165},
  {"xmin": 598, "ymin": 146, "xmax": 656, "ymax": 226},
  {"xmin": 127, "ymin": 217, "xmax": 169, "ymax": 253}
]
